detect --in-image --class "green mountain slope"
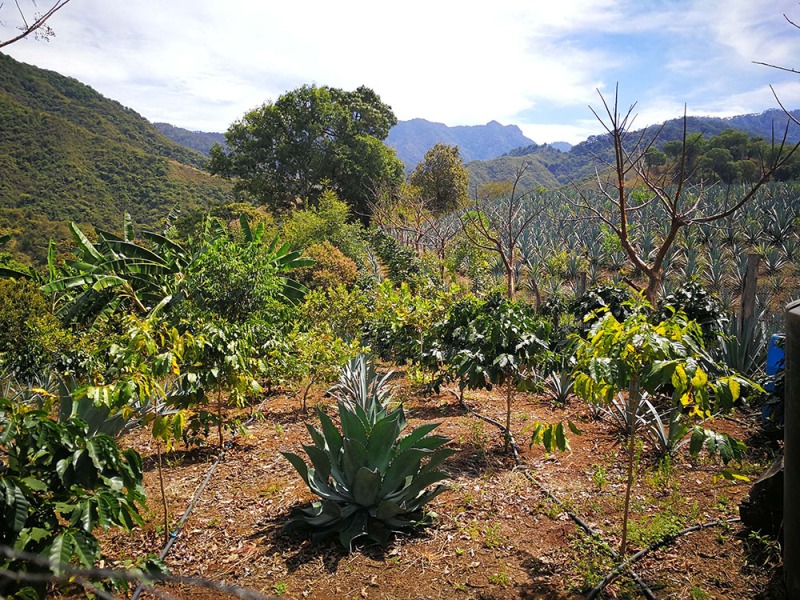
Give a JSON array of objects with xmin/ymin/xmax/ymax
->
[
  {"xmin": 466, "ymin": 153, "xmax": 561, "ymax": 192},
  {"xmin": 469, "ymin": 109, "xmax": 800, "ymax": 189},
  {"xmin": 153, "ymin": 122, "xmax": 226, "ymax": 156},
  {"xmin": 0, "ymin": 52, "xmax": 233, "ymax": 264}
]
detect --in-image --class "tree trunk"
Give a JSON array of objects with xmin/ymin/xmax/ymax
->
[
  {"xmin": 156, "ymin": 441, "xmax": 169, "ymax": 545},
  {"xmin": 620, "ymin": 376, "xmax": 640, "ymax": 555},
  {"xmin": 217, "ymin": 384, "xmax": 224, "ymax": 450},
  {"xmin": 504, "ymin": 378, "xmax": 514, "ymax": 452}
]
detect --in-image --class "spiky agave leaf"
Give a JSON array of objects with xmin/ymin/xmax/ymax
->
[{"xmin": 283, "ymin": 377, "xmax": 453, "ymax": 550}]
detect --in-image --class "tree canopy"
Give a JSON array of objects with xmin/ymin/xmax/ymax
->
[
  {"xmin": 207, "ymin": 84, "xmax": 404, "ymax": 219},
  {"xmin": 409, "ymin": 143, "xmax": 469, "ymax": 215}
]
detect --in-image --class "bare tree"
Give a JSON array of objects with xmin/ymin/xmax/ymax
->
[
  {"xmin": 370, "ymin": 182, "xmax": 431, "ymax": 255},
  {"xmin": 459, "ymin": 164, "xmax": 543, "ymax": 300},
  {"xmin": 572, "ymin": 86, "xmax": 799, "ymax": 304},
  {"xmin": 754, "ymin": 13, "xmax": 800, "ymax": 129},
  {"xmin": 0, "ymin": 0, "xmax": 72, "ymax": 49}
]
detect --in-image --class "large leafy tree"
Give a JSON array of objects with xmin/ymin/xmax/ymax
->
[
  {"xmin": 409, "ymin": 143, "xmax": 469, "ymax": 215},
  {"xmin": 207, "ymin": 85, "xmax": 404, "ymax": 218}
]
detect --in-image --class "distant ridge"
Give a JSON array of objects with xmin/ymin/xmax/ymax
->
[
  {"xmin": 385, "ymin": 118, "xmax": 536, "ymax": 170},
  {"xmin": 466, "ymin": 108, "xmax": 800, "ymax": 191},
  {"xmin": 154, "ymin": 122, "xmax": 226, "ymax": 156}
]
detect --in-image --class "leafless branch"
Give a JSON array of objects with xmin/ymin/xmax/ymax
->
[{"xmin": 0, "ymin": 0, "xmax": 71, "ymax": 48}]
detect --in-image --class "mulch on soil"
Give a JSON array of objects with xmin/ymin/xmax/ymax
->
[{"xmin": 90, "ymin": 374, "xmax": 782, "ymax": 600}]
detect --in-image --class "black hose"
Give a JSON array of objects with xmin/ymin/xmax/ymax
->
[
  {"xmin": 447, "ymin": 388, "xmax": 657, "ymax": 599},
  {"xmin": 130, "ymin": 407, "xmax": 262, "ymax": 600},
  {"xmin": 585, "ymin": 517, "xmax": 741, "ymax": 599}
]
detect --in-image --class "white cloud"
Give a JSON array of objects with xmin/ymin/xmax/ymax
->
[{"xmin": 4, "ymin": 0, "xmax": 800, "ymax": 142}]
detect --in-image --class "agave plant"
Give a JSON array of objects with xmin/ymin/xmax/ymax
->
[
  {"xmin": 283, "ymin": 355, "xmax": 454, "ymax": 549},
  {"xmin": 542, "ymin": 368, "xmax": 576, "ymax": 405},
  {"xmin": 640, "ymin": 400, "xmax": 691, "ymax": 458}
]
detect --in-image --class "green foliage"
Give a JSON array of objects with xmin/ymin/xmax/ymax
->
[
  {"xmin": 570, "ymin": 284, "xmax": 638, "ymax": 334},
  {"xmin": 528, "ymin": 420, "xmax": 581, "ymax": 453},
  {"xmin": 183, "ymin": 236, "xmax": 283, "ymax": 322},
  {"xmin": 288, "ymin": 325, "xmax": 360, "ymax": 412},
  {"xmin": 0, "ymin": 279, "xmax": 72, "ymax": 380},
  {"xmin": 296, "ymin": 242, "xmax": 358, "ymax": 290},
  {"xmin": 366, "ymin": 280, "xmax": 458, "ymax": 363},
  {"xmin": 299, "ymin": 285, "xmax": 368, "ymax": 342},
  {"xmin": 574, "ymin": 310, "xmax": 749, "ymax": 554},
  {"xmin": 369, "ymin": 230, "xmax": 424, "ymax": 285},
  {"xmin": 0, "ymin": 398, "xmax": 146, "ymax": 598},
  {"xmin": 283, "ymin": 356, "xmax": 454, "ymax": 549},
  {"xmin": 280, "ymin": 190, "xmax": 369, "ymax": 267},
  {"xmin": 182, "ymin": 320, "xmax": 263, "ymax": 448},
  {"xmin": 429, "ymin": 293, "xmax": 550, "ymax": 393},
  {"xmin": 207, "ymin": 84, "xmax": 403, "ymax": 218},
  {"xmin": 657, "ymin": 282, "xmax": 727, "ymax": 344},
  {"xmin": 409, "ymin": 143, "xmax": 469, "ymax": 215}
]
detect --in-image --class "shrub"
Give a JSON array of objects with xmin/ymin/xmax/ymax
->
[
  {"xmin": 296, "ymin": 241, "xmax": 358, "ymax": 290},
  {"xmin": 657, "ymin": 281, "xmax": 728, "ymax": 344},
  {"xmin": 0, "ymin": 279, "xmax": 72, "ymax": 380},
  {"xmin": 0, "ymin": 398, "xmax": 147, "ymax": 598}
]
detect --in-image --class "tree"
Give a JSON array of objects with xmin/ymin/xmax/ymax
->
[
  {"xmin": 409, "ymin": 143, "xmax": 469, "ymax": 215},
  {"xmin": 207, "ymin": 84, "xmax": 404, "ymax": 219},
  {"xmin": 460, "ymin": 164, "xmax": 543, "ymax": 300},
  {"xmin": 0, "ymin": 0, "xmax": 71, "ymax": 49},
  {"xmin": 574, "ymin": 310, "xmax": 748, "ymax": 555},
  {"xmin": 573, "ymin": 87, "xmax": 799, "ymax": 303}
]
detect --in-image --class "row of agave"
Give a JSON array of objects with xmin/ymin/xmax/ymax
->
[{"xmin": 407, "ymin": 183, "xmax": 797, "ymax": 333}]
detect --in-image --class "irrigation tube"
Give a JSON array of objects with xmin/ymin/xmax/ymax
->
[
  {"xmin": 130, "ymin": 408, "xmax": 261, "ymax": 600},
  {"xmin": 446, "ymin": 389, "xmax": 657, "ymax": 599},
  {"xmin": 585, "ymin": 518, "xmax": 742, "ymax": 599}
]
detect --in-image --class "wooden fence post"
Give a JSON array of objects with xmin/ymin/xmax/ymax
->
[{"xmin": 738, "ymin": 253, "xmax": 759, "ymax": 333}]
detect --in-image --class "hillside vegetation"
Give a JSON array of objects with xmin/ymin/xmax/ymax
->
[
  {"xmin": 0, "ymin": 52, "xmax": 233, "ymax": 265},
  {"xmin": 467, "ymin": 109, "xmax": 800, "ymax": 190}
]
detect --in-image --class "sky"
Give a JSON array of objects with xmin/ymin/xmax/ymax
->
[{"xmin": 4, "ymin": 0, "xmax": 800, "ymax": 145}]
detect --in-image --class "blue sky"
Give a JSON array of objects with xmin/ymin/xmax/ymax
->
[{"xmin": 4, "ymin": 0, "xmax": 800, "ymax": 144}]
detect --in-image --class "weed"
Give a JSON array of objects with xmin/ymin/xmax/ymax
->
[
  {"xmin": 273, "ymin": 582, "xmax": 288, "ymax": 596},
  {"xmin": 274, "ymin": 423, "xmax": 284, "ymax": 436},
  {"xmin": 591, "ymin": 464, "xmax": 607, "ymax": 490},
  {"xmin": 488, "ymin": 571, "xmax": 511, "ymax": 587},
  {"xmin": 259, "ymin": 482, "xmax": 282, "ymax": 497},
  {"xmin": 627, "ymin": 508, "xmax": 684, "ymax": 548},
  {"xmin": 455, "ymin": 547, "xmax": 464, "ymax": 556},
  {"xmin": 689, "ymin": 585, "xmax": 710, "ymax": 599},
  {"xmin": 484, "ymin": 523, "xmax": 504, "ymax": 549},
  {"xmin": 567, "ymin": 531, "xmax": 616, "ymax": 592},
  {"xmin": 459, "ymin": 489, "xmax": 476, "ymax": 509},
  {"xmin": 206, "ymin": 516, "xmax": 221, "ymax": 528},
  {"xmin": 744, "ymin": 530, "xmax": 782, "ymax": 569},
  {"xmin": 468, "ymin": 421, "xmax": 490, "ymax": 454}
]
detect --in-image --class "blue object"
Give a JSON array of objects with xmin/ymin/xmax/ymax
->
[{"xmin": 765, "ymin": 334, "xmax": 785, "ymax": 393}]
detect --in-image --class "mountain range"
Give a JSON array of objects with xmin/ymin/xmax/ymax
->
[{"xmin": 3, "ymin": 50, "xmax": 800, "ymax": 266}]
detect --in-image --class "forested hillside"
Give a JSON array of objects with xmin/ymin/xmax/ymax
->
[
  {"xmin": 0, "ymin": 53, "xmax": 233, "ymax": 265},
  {"xmin": 467, "ymin": 109, "xmax": 800, "ymax": 190},
  {"xmin": 154, "ymin": 122, "xmax": 226, "ymax": 156}
]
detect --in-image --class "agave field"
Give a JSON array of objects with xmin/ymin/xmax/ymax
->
[{"xmin": 0, "ymin": 176, "xmax": 796, "ymax": 598}]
